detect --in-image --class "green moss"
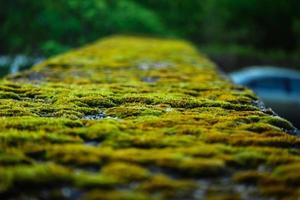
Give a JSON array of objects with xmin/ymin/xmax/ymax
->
[
  {"xmin": 0, "ymin": 163, "xmax": 118, "ymax": 193},
  {"xmin": 232, "ymin": 151, "xmax": 267, "ymax": 168},
  {"xmin": 0, "ymin": 151, "xmax": 31, "ymax": 165},
  {"xmin": 0, "ymin": 116, "xmax": 83, "ymax": 131},
  {"xmin": 68, "ymin": 120, "xmax": 121, "ymax": 140},
  {"xmin": 0, "ymin": 163, "xmax": 73, "ymax": 192},
  {"xmin": 106, "ymin": 104, "xmax": 163, "ymax": 118},
  {"xmin": 78, "ymin": 96, "xmax": 116, "ymax": 108},
  {"xmin": 84, "ymin": 190, "xmax": 151, "ymax": 200},
  {"xmin": 45, "ymin": 144, "xmax": 103, "ymax": 166},
  {"xmin": 262, "ymin": 116, "xmax": 295, "ymax": 130},
  {"xmin": 0, "ymin": 129, "xmax": 82, "ymax": 145},
  {"xmin": 173, "ymin": 158, "xmax": 226, "ymax": 176},
  {"xmin": 0, "ymin": 91, "xmax": 21, "ymax": 100},
  {"xmin": 232, "ymin": 170, "xmax": 271, "ymax": 185},
  {"xmin": 74, "ymin": 171, "xmax": 117, "ymax": 188},
  {"xmin": 0, "ymin": 36, "xmax": 299, "ymax": 199},
  {"xmin": 138, "ymin": 174, "xmax": 195, "ymax": 199},
  {"xmin": 101, "ymin": 162, "xmax": 150, "ymax": 182},
  {"xmin": 273, "ymin": 164, "xmax": 300, "ymax": 185}
]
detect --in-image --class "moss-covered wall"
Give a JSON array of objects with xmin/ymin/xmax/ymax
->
[{"xmin": 0, "ymin": 36, "xmax": 300, "ymax": 200}]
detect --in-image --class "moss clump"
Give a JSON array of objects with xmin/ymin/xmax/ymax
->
[
  {"xmin": 262, "ymin": 116, "xmax": 295, "ymax": 131},
  {"xmin": 84, "ymin": 190, "xmax": 150, "ymax": 200},
  {"xmin": 272, "ymin": 164, "xmax": 300, "ymax": 185},
  {"xmin": 0, "ymin": 91, "xmax": 21, "ymax": 100},
  {"xmin": 0, "ymin": 163, "xmax": 72, "ymax": 192},
  {"xmin": 173, "ymin": 158, "xmax": 226, "ymax": 176},
  {"xmin": 0, "ymin": 36, "xmax": 299, "ymax": 199},
  {"xmin": 138, "ymin": 174, "xmax": 195, "ymax": 199},
  {"xmin": 233, "ymin": 171, "xmax": 267, "ymax": 185},
  {"xmin": 101, "ymin": 162, "xmax": 151, "ymax": 182},
  {"xmin": 232, "ymin": 151, "xmax": 267, "ymax": 168}
]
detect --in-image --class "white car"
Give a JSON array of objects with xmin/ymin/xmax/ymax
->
[{"xmin": 230, "ymin": 66, "xmax": 300, "ymax": 128}]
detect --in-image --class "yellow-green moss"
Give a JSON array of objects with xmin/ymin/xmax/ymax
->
[
  {"xmin": 101, "ymin": 162, "xmax": 151, "ymax": 182},
  {"xmin": 0, "ymin": 36, "xmax": 299, "ymax": 199},
  {"xmin": 84, "ymin": 190, "xmax": 150, "ymax": 200}
]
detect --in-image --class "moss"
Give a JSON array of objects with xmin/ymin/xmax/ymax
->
[
  {"xmin": 233, "ymin": 171, "xmax": 297, "ymax": 198},
  {"xmin": 45, "ymin": 144, "xmax": 103, "ymax": 166},
  {"xmin": 0, "ymin": 163, "xmax": 119, "ymax": 193},
  {"xmin": 68, "ymin": 119, "xmax": 120, "ymax": 140},
  {"xmin": 232, "ymin": 151, "xmax": 267, "ymax": 168},
  {"xmin": 0, "ymin": 91, "xmax": 21, "ymax": 100},
  {"xmin": 233, "ymin": 171, "xmax": 267, "ymax": 185},
  {"xmin": 73, "ymin": 171, "xmax": 117, "ymax": 188},
  {"xmin": 138, "ymin": 174, "xmax": 195, "ymax": 199},
  {"xmin": 0, "ymin": 163, "xmax": 73, "ymax": 192},
  {"xmin": 101, "ymin": 162, "xmax": 150, "ymax": 182},
  {"xmin": 205, "ymin": 193, "xmax": 242, "ymax": 200},
  {"xmin": 174, "ymin": 158, "xmax": 226, "ymax": 176},
  {"xmin": 84, "ymin": 190, "xmax": 151, "ymax": 200},
  {"xmin": 106, "ymin": 104, "xmax": 163, "ymax": 118},
  {"xmin": 0, "ymin": 116, "xmax": 83, "ymax": 131},
  {"xmin": 259, "ymin": 184, "xmax": 294, "ymax": 198},
  {"xmin": 0, "ymin": 151, "xmax": 31, "ymax": 165},
  {"xmin": 78, "ymin": 96, "xmax": 116, "ymax": 108},
  {"xmin": 0, "ymin": 36, "xmax": 299, "ymax": 199},
  {"xmin": 0, "ymin": 129, "xmax": 82, "ymax": 145},
  {"xmin": 262, "ymin": 116, "xmax": 295, "ymax": 130},
  {"xmin": 243, "ymin": 123, "xmax": 275, "ymax": 133},
  {"xmin": 272, "ymin": 164, "xmax": 300, "ymax": 185},
  {"xmin": 107, "ymin": 131, "xmax": 196, "ymax": 148},
  {"xmin": 203, "ymin": 130, "xmax": 300, "ymax": 148}
]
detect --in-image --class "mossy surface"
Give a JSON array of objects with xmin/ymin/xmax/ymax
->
[{"xmin": 0, "ymin": 36, "xmax": 300, "ymax": 199}]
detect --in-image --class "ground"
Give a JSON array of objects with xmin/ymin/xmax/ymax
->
[{"xmin": 0, "ymin": 36, "xmax": 300, "ymax": 200}]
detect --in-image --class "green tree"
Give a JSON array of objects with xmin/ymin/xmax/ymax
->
[{"xmin": 1, "ymin": 0, "xmax": 168, "ymax": 55}]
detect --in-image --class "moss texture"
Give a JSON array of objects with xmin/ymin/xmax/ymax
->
[{"xmin": 0, "ymin": 36, "xmax": 300, "ymax": 199}]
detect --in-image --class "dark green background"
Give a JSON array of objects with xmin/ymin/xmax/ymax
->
[{"xmin": 1, "ymin": 0, "xmax": 300, "ymax": 70}]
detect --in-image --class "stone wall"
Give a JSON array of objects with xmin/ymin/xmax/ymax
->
[{"xmin": 0, "ymin": 36, "xmax": 299, "ymax": 199}]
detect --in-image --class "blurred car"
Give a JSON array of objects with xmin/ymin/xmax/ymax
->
[{"xmin": 230, "ymin": 66, "xmax": 300, "ymax": 128}]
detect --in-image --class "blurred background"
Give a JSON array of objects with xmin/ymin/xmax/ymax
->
[{"xmin": 1, "ymin": 0, "xmax": 300, "ymax": 127}]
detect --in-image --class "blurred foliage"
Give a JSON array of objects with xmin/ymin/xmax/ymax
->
[
  {"xmin": 0, "ymin": 0, "xmax": 168, "ymax": 56},
  {"xmin": 1, "ymin": 0, "xmax": 300, "ymax": 57}
]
